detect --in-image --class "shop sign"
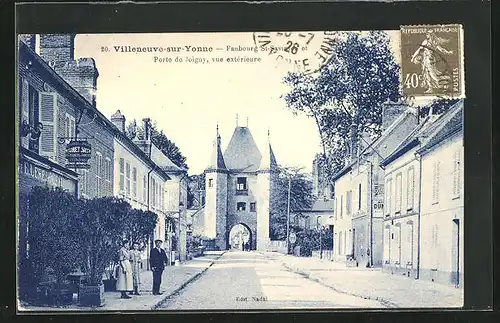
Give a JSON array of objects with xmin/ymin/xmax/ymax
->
[
  {"xmin": 21, "ymin": 160, "xmax": 75, "ymax": 192},
  {"xmin": 373, "ymin": 183, "xmax": 384, "ymax": 216},
  {"xmin": 65, "ymin": 140, "xmax": 92, "ymax": 169}
]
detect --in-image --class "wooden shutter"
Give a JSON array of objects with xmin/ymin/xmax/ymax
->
[{"xmin": 39, "ymin": 92, "xmax": 57, "ymax": 160}]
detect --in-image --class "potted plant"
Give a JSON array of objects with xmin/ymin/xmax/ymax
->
[
  {"xmin": 102, "ymin": 261, "xmax": 118, "ymax": 292},
  {"xmin": 76, "ymin": 197, "xmax": 132, "ymax": 307}
]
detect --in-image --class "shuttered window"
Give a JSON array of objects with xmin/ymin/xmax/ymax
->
[
  {"xmin": 395, "ymin": 173, "xmax": 402, "ymax": 213},
  {"xmin": 406, "ymin": 167, "xmax": 415, "ymax": 210},
  {"xmin": 96, "ymin": 152, "xmax": 103, "ymax": 197},
  {"xmin": 39, "ymin": 92, "xmax": 57, "ymax": 160},
  {"xmin": 143, "ymin": 175, "xmax": 147, "ymax": 202},
  {"xmin": 125, "ymin": 162, "xmax": 131, "ymax": 196},
  {"xmin": 452, "ymin": 150, "xmax": 461, "ymax": 198},
  {"xmin": 132, "ymin": 167, "xmax": 137, "ymax": 197},
  {"xmin": 346, "ymin": 190, "xmax": 352, "ymax": 215},
  {"xmin": 119, "ymin": 158, "xmax": 125, "ymax": 193},
  {"xmin": 386, "ymin": 178, "xmax": 392, "ymax": 216},
  {"xmin": 105, "ymin": 158, "xmax": 112, "ymax": 195}
]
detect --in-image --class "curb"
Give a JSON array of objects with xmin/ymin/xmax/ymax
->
[
  {"xmin": 150, "ymin": 252, "xmax": 226, "ymax": 310},
  {"xmin": 279, "ymin": 261, "xmax": 398, "ymax": 308}
]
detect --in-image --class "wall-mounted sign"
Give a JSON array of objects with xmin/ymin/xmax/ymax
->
[
  {"xmin": 65, "ymin": 140, "xmax": 92, "ymax": 169},
  {"xmin": 373, "ymin": 183, "xmax": 385, "ymax": 217}
]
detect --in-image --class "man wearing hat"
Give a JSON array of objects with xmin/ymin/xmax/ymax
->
[{"xmin": 150, "ymin": 239, "xmax": 168, "ymax": 295}]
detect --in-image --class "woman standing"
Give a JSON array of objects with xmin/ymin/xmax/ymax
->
[
  {"xmin": 116, "ymin": 239, "xmax": 133, "ymax": 299},
  {"xmin": 129, "ymin": 242, "xmax": 142, "ymax": 296}
]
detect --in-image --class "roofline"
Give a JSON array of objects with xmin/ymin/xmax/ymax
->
[
  {"xmin": 20, "ymin": 42, "xmax": 171, "ymax": 182},
  {"xmin": 416, "ymin": 126, "xmax": 462, "ymax": 156},
  {"xmin": 380, "ymin": 138, "xmax": 420, "ymax": 167},
  {"xmin": 331, "ymin": 165, "xmax": 352, "ymax": 182}
]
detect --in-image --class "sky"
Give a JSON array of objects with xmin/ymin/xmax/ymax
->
[{"xmin": 74, "ymin": 31, "xmax": 402, "ymax": 175}]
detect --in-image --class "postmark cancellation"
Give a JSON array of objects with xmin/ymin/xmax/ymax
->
[{"xmin": 400, "ymin": 24, "xmax": 464, "ymax": 99}]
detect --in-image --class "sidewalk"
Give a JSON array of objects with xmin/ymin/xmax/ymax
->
[
  {"xmin": 19, "ymin": 251, "xmax": 224, "ymax": 312},
  {"xmin": 264, "ymin": 252, "xmax": 463, "ymax": 308}
]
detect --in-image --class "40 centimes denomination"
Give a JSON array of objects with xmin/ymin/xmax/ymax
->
[
  {"xmin": 400, "ymin": 24, "xmax": 464, "ymax": 99},
  {"xmin": 253, "ymin": 31, "xmax": 338, "ymax": 75}
]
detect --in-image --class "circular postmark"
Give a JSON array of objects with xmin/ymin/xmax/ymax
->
[{"xmin": 252, "ymin": 31, "xmax": 339, "ymax": 75}]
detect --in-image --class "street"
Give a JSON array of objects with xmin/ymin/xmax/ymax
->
[{"xmin": 159, "ymin": 251, "xmax": 384, "ymax": 310}]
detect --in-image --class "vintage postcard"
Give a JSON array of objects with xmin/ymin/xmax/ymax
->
[{"xmin": 16, "ymin": 29, "xmax": 464, "ymax": 311}]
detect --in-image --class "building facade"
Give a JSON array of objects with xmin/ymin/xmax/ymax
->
[
  {"xmin": 331, "ymin": 104, "xmax": 419, "ymax": 267},
  {"xmin": 417, "ymin": 103, "xmax": 464, "ymax": 287},
  {"xmin": 202, "ymin": 125, "xmax": 278, "ymax": 251}
]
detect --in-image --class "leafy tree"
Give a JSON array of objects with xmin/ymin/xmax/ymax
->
[
  {"xmin": 25, "ymin": 187, "xmax": 81, "ymax": 290},
  {"xmin": 75, "ymin": 196, "xmax": 132, "ymax": 285},
  {"xmin": 126, "ymin": 119, "xmax": 188, "ymax": 170},
  {"xmin": 293, "ymin": 227, "xmax": 333, "ymax": 257},
  {"xmin": 187, "ymin": 173, "xmax": 205, "ymax": 209},
  {"xmin": 283, "ymin": 31, "xmax": 401, "ymax": 181},
  {"xmin": 269, "ymin": 166, "xmax": 315, "ymax": 240},
  {"xmin": 125, "ymin": 209, "xmax": 158, "ymax": 249}
]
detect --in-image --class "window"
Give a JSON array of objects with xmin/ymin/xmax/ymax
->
[
  {"xmin": 395, "ymin": 173, "xmax": 402, "ymax": 213},
  {"xmin": 293, "ymin": 215, "xmax": 299, "ymax": 226},
  {"xmin": 385, "ymin": 178, "xmax": 392, "ymax": 216},
  {"xmin": 432, "ymin": 160, "xmax": 441, "ymax": 204},
  {"xmin": 65, "ymin": 113, "xmax": 76, "ymax": 139},
  {"xmin": 119, "ymin": 158, "xmax": 125, "ymax": 193},
  {"xmin": 151, "ymin": 178, "xmax": 156, "ymax": 207},
  {"xmin": 105, "ymin": 158, "xmax": 112, "ymax": 196},
  {"xmin": 406, "ymin": 167, "xmax": 415, "ymax": 210},
  {"xmin": 39, "ymin": 92, "xmax": 58, "ymax": 160},
  {"xmin": 346, "ymin": 190, "xmax": 352, "ymax": 215},
  {"xmin": 316, "ymin": 216, "xmax": 322, "ymax": 229},
  {"xmin": 96, "ymin": 152, "xmax": 102, "ymax": 197},
  {"xmin": 358, "ymin": 183, "xmax": 362, "ymax": 210},
  {"xmin": 339, "ymin": 231, "xmax": 343, "ymax": 255},
  {"xmin": 132, "ymin": 167, "xmax": 137, "ymax": 197},
  {"xmin": 236, "ymin": 177, "xmax": 247, "ymax": 190},
  {"xmin": 143, "ymin": 175, "xmax": 147, "ymax": 202},
  {"xmin": 27, "ymin": 85, "xmax": 40, "ymax": 152},
  {"xmin": 125, "ymin": 162, "xmax": 131, "ymax": 196},
  {"xmin": 208, "ymin": 178, "xmax": 213, "ymax": 188},
  {"xmin": 452, "ymin": 150, "xmax": 461, "ymax": 198},
  {"xmin": 250, "ymin": 202, "xmax": 256, "ymax": 212},
  {"xmin": 305, "ymin": 216, "xmax": 311, "ymax": 229},
  {"xmin": 237, "ymin": 202, "xmax": 246, "ymax": 211},
  {"xmin": 334, "ymin": 197, "xmax": 337, "ymax": 220},
  {"xmin": 340, "ymin": 195, "xmax": 343, "ymax": 218},
  {"xmin": 78, "ymin": 169, "xmax": 89, "ymax": 197}
]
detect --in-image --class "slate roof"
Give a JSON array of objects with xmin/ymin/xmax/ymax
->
[
  {"xmin": 297, "ymin": 198, "xmax": 335, "ymax": 213},
  {"xmin": 223, "ymin": 126, "xmax": 262, "ymax": 172},
  {"xmin": 206, "ymin": 133, "xmax": 228, "ymax": 172}
]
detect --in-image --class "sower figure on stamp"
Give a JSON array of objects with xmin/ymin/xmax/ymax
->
[
  {"xmin": 150, "ymin": 239, "xmax": 168, "ymax": 295},
  {"xmin": 129, "ymin": 242, "xmax": 142, "ymax": 296},
  {"xmin": 116, "ymin": 239, "xmax": 133, "ymax": 299},
  {"xmin": 411, "ymin": 29, "xmax": 454, "ymax": 94}
]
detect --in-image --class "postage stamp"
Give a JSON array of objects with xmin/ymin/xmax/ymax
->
[
  {"xmin": 253, "ymin": 31, "xmax": 338, "ymax": 75},
  {"xmin": 400, "ymin": 24, "xmax": 464, "ymax": 98}
]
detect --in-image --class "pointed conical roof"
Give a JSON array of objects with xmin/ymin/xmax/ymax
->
[
  {"xmin": 259, "ymin": 133, "xmax": 278, "ymax": 171},
  {"xmin": 223, "ymin": 126, "xmax": 262, "ymax": 172},
  {"xmin": 205, "ymin": 126, "xmax": 227, "ymax": 172}
]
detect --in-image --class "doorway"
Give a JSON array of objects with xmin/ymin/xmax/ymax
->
[{"xmin": 228, "ymin": 223, "xmax": 252, "ymax": 250}]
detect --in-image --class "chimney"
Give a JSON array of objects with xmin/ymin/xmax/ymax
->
[
  {"xmin": 18, "ymin": 34, "xmax": 36, "ymax": 51},
  {"xmin": 39, "ymin": 34, "xmax": 99, "ymax": 107},
  {"xmin": 39, "ymin": 34, "xmax": 75, "ymax": 66},
  {"xmin": 142, "ymin": 118, "xmax": 151, "ymax": 141},
  {"xmin": 111, "ymin": 110, "xmax": 126, "ymax": 133},
  {"xmin": 382, "ymin": 100, "xmax": 407, "ymax": 130}
]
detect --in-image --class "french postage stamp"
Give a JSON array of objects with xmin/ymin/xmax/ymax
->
[{"xmin": 400, "ymin": 24, "xmax": 464, "ymax": 98}]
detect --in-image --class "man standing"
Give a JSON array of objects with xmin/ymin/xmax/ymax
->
[{"xmin": 150, "ymin": 239, "xmax": 168, "ymax": 295}]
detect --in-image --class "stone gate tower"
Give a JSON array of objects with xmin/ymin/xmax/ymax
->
[{"xmin": 203, "ymin": 124, "xmax": 277, "ymax": 251}]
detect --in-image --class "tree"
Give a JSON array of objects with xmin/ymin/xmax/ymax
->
[
  {"xmin": 283, "ymin": 31, "xmax": 401, "ymax": 180},
  {"xmin": 269, "ymin": 166, "xmax": 315, "ymax": 240},
  {"xmin": 126, "ymin": 119, "xmax": 189, "ymax": 170},
  {"xmin": 75, "ymin": 196, "xmax": 132, "ymax": 285},
  {"xmin": 187, "ymin": 173, "xmax": 205, "ymax": 209},
  {"xmin": 25, "ymin": 187, "xmax": 81, "ymax": 291},
  {"xmin": 125, "ymin": 209, "xmax": 158, "ymax": 249}
]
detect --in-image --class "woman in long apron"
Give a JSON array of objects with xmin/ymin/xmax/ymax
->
[
  {"xmin": 129, "ymin": 242, "xmax": 142, "ymax": 296},
  {"xmin": 116, "ymin": 239, "xmax": 133, "ymax": 299}
]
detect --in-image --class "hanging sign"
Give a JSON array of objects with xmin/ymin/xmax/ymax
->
[{"xmin": 65, "ymin": 140, "xmax": 92, "ymax": 169}]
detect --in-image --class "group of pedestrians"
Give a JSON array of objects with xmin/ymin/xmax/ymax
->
[
  {"xmin": 115, "ymin": 239, "xmax": 170, "ymax": 299},
  {"xmin": 241, "ymin": 241, "xmax": 251, "ymax": 251}
]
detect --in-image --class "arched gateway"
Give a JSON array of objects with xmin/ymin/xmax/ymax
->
[
  {"xmin": 201, "ymin": 124, "xmax": 278, "ymax": 251},
  {"xmin": 228, "ymin": 223, "xmax": 252, "ymax": 250}
]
